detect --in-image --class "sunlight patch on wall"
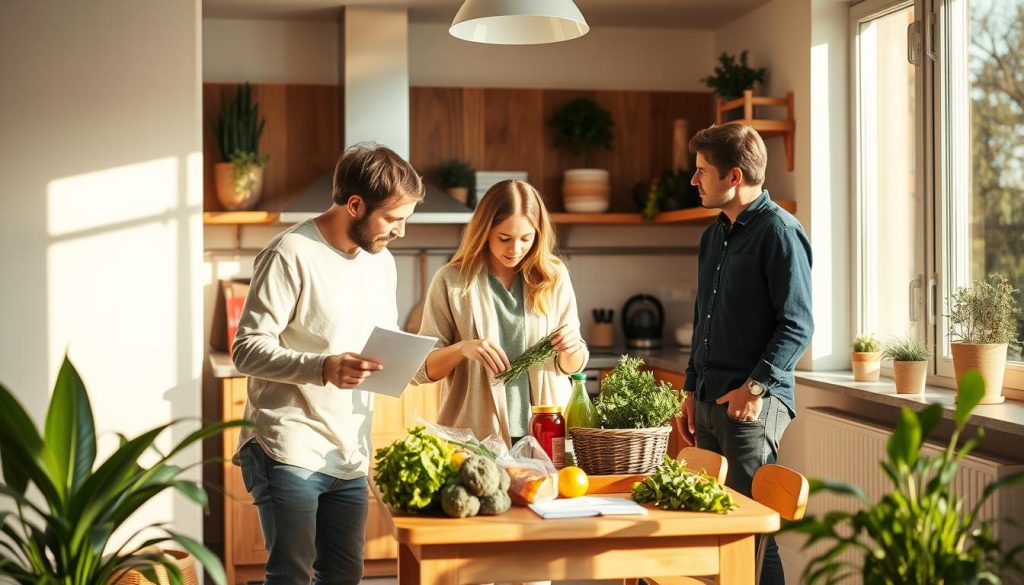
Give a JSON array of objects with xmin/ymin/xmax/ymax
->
[
  {"xmin": 47, "ymin": 157, "xmax": 180, "ymax": 237},
  {"xmin": 810, "ymin": 41, "xmax": 834, "ymax": 359}
]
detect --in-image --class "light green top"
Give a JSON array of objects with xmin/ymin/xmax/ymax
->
[{"xmin": 487, "ymin": 271, "xmax": 530, "ymax": 437}]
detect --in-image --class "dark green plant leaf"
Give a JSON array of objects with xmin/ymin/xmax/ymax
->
[
  {"xmin": 167, "ymin": 530, "xmax": 226, "ymax": 585},
  {"xmin": 886, "ymin": 407, "xmax": 922, "ymax": 470},
  {"xmin": 44, "ymin": 356, "xmax": 97, "ymax": 503}
]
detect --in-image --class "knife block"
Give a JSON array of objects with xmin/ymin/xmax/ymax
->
[{"xmin": 589, "ymin": 322, "xmax": 613, "ymax": 348}]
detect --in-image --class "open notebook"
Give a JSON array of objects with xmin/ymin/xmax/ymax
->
[{"xmin": 528, "ymin": 496, "xmax": 649, "ymax": 519}]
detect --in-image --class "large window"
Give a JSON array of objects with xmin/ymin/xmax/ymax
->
[{"xmin": 853, "ymin": 0, "xmax": 1024, "ymax": 394}]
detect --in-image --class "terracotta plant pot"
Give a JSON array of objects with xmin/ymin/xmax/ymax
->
[
  {"xmin": 892, "ymin": 360, "xmax": 928, "ymax": 394},
  {"xmin": 851, "ymin": 352, "xmax": 882, "ymax": 382},
  {"xmin": 951, "ymin": 343, "xmax": 1008, "ymax": 404},
  {"xmin": 214, "ymin": 162, "xmax": 264, "ymax": 211},
  {"xmin": 446, "ymin": 186, "xmax": 469, "ymax": 205}
]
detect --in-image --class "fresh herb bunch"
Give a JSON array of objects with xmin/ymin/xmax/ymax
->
[
  {"xmin": 787, "ymin": 372, "xmax": 1024, "ymax": 584},
  {"xmin": 595, "ymin": 355, "xmax": 682, "ymax": 429},
  {"xmin": 948, "ymin": 273, "xmax": 1021, "ymax": 344},
  {"xmin": 852, "ymin": 334, "xmax": 881, "ymax": 353},
  {"xmin": 373, "ymin": 426, "xmax": 455, "ymax": 514},
  {"xmin": 497, "ymin": 325, "xmax": 565, "ymax": 384},
  {"xmin": 882, "ymin": 335, "xmax": 930, "ymax": 362},
  {"xmin": 632, "ymin": 456, "xmax": 736, "ymax": 513}
]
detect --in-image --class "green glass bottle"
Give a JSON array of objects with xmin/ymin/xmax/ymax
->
[{"xmin": 563, "ymin": 373, "xmax": 598, "ymax": 466}]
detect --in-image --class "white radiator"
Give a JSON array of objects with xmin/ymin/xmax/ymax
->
[{"xmin": 803, "ymin": 407, "xmax": 1024, "ymax": 578}]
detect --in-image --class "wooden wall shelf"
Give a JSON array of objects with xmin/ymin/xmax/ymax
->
[
  {"xmin": 205, "ymin": 201, "xmax": 797, "ymax": 227},
  {"xmin": 716, "ymin": 90, "xmax": 795, "ymax": 172}
]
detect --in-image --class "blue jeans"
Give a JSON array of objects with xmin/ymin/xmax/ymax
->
[
  {"xmin": 695, "ymin": 395, "xmax": 792, "ymax": 585},
  {"xmin": 239, "ymin": 441, "xmax": 368, "ymax": 585}
]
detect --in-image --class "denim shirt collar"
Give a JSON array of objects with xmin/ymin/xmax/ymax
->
[{"xmin": 717, "ymin": 188, "xmax": 771, "ymax": 228}]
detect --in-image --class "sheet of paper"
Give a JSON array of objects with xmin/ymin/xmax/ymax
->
[
  {"xmin": 528, "ymin": 496, "xmax": 649, "ymax": 519},
  {"xmin": 356, "ymin": 326, "xmax": 437, "ymax": 397}
]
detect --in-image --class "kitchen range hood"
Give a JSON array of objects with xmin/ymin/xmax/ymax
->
[
  {"xmin": 280, "ymin": 7, "xmax": 473, "ymax": 225},
  {"xmin": 279, "ymin": 174, "xmax": 474, "ymax": 224}
]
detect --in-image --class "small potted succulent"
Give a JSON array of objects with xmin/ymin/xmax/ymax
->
[
  {"xmin": 212, "ymin": 82, "xmax": 268, "ymax": 211},
  {"xmin": 549, "ymin": 98, "xmax": 614, "ymax": 213},
  {"xmin": 851, "ymin": 334, "xmax": 882, "ymax": 382},
  {"xmin": 948, "ymin": 273, "xmax": 1021, "ymax": 404},
  {"xmin": 437, "ymin": 158, "xmax": 474, "ymax": 206},
  {"xmin": 882, "ymin": 335, "xmax": 930, "ymax": 394}
]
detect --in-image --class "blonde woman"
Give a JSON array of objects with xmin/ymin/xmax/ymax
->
[{"xmin": 414, "ymin": 179, "xmax": 589, "ymax": 447}]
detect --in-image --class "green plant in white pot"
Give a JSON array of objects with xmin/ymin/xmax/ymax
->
[
  {"xmin": 948, "ymin": 273, "xmax": 1021, "ymax": 404},
  {"xmin": 549, "ymin": 98, "xmax": 614, "ymax": 213},
  {"xmin": 882, "ymin": 334, "xmax": 930, "ymax": 394},
  {"xmin": 851, "ymin": 334, "xmax": 882, "ymax": 382},
  {"xmin": 212, "ymin": 82, "xmax": 268, "ymax": 211},
  {"xmin": 0, "ymin": 356, "xmax": 247, "ymax": 584}
]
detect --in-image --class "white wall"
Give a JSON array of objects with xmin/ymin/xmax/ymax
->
[
  {"xmin": 0, "ymin": 0, "xmax": 204, "ymax": 546},
  {"xmin": 203, "ymin": 18, "xmax": 715, "ymax": 91},
  {"xmin": 204, "ymin": 18, "xmax": 338, "ymax": 84}
]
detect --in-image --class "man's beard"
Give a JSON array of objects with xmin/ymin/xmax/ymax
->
[{"xmin": 349, "ymin": 216, "xmax": 394, "ymax": 253}]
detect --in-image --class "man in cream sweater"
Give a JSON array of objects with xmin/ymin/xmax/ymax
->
[{"xmin": 231, "ymin": 144, "xmax": 424, "ymax": 585}]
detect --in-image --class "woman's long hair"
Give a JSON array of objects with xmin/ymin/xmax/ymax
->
[{"xmin": 449, "ymin": 180, "xmax": 561, "ymax": 315}]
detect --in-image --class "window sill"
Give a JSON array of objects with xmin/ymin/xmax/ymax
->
[{"xmin": 795, "ymin": 371, "xmax": 1024, "ymax": 437}]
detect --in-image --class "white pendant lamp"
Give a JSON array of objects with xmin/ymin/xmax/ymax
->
[{"xmin": 449, "ymin": 0, "xmax": 589, "ymax": 45}]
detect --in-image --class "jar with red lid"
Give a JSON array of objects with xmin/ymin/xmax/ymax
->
[{"xmin": 530, "ymin": 405, "xmax": 566, "ymax": 469}]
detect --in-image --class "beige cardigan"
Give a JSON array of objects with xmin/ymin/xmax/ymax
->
[{"xmin": 413, "ymin": 261, "xmax": 589, "ymax": 447}]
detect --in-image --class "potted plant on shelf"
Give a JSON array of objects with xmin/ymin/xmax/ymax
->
[
  {"xmin": 212, "ymin": 82, "xmax": 268, "ymax": 211},
  {"xmin": 570, "ymin": 356, "xmax": 683, "ymax": 475},
  {"xmin": 549, "ymin": 97, "xmax": 614, "ymax": 213},
  {"xmin": 437, "ymin": 158, "xmax": 474, "ymax": 206},
  {"xmin": 882, "ymin": 334, "xmax": 930, "ymax": 394},
  {"xmin": 788, "ymin": 371, "xmax": 1024, "ymax": 584},
  {"xmin": 851, "ymin": 334, "xmax": 882, "ymax": 382},
  {"xmin": 948, "ymin": 273, "xmax": 1021, "ymax": 404},
  {"xmin": 701, "ymin": 50, "xmax": 768, "ymax": 121},
  {"xmin": 0, "ymin": 356, "xmax": 245, "ymax": 584}
]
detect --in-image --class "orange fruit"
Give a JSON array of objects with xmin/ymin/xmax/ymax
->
[
  {"xmin": 450, "ymin": 450, "xmax": 469, "ymax": 470},
  {"xmin": 558, "ymin": 466, "xmax": 589, "ymax": 498}
]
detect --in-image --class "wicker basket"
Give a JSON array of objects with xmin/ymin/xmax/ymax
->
[
  {"xmin": 110, "ymin": 549, "xmax": 198, "ymax": 585},
  {"xmin": 570, "ymin": 426, "xmax": 672, "ymax": 475}
]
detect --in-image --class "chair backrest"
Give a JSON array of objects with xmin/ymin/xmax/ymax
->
[
  {"xmin": 677, "ymin": 446, "xmax": 728, "ymax": 484},
  {"xmin": 751, "ymin": 463, "xmax": 808, "ymax": 521}
]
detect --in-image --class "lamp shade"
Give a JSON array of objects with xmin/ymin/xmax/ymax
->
[{"xmin": 449, "ymin": 0, "xmax": 589, "ymax": 45}]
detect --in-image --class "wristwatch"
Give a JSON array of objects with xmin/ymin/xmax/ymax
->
[{"xmin": 746, "ymin": 378, "xmax": 766, "ymax": 397}]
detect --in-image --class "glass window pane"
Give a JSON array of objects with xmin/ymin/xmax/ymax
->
[
  {"xmin": 856, "ymin": 4, "xmax": 923, "ymax": 345},
  {"xmin": 942, "ymin": 0, "xmax": 1024, "ymax": 363}
]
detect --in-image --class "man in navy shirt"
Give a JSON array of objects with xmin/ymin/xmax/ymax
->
[{"xmin": 677, "ymin": 123, "xmax": 813, "ymax": 585}]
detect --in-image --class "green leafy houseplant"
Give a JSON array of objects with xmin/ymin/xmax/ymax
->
[
  {"xmin": 595, "ymin": 356, "xmax": 682, "ymax": 429},
  {"xmin": 437, "ymin": 159, "xmax": 475, "ymax": 189},
  {"xmin": 212, "ymin": 82, "xmax": 268, "ymax": 195},
  {"xmin": 788, "ymin": 371, "xmax": 1024, "ymax": 584},
  {"xmin": 0, "ymin": 356, "xmax": 246, "ymax": 584},
  {"xmin": 549, "ymin": 98, "xmax": 614, "ymax": 168},
  {"xmin": 852, "ymin": 334, "xmax": 882, "ymax": 353},
  {"xmin": 700, "ymin": 50, "xmax": 768, "ymax": 99},
  {"xmin": 948, "ymin": 273, "xmax": 1021, "ymax": 345}
]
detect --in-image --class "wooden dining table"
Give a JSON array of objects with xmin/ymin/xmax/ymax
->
[{"xmin": 375, "ymin": 476, "xmax": 780, "ymax": 584}]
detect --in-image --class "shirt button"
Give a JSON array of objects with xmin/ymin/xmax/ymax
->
[
  {"xmin": 707, "ymin": 314, "xmax": 711, "ymax": 319},
  {"xmin": 724, "ymin": 241, "xmax": 729, "ymax": 247},
  {"xmin": 704, "ymin": 338, "xmax": 708, "ymax": 343},
  {"xmin": 716, "ymin": 265, "xmax": 721, "ymax": 271},
  {"xmin": 713, "ymin": 288, "xmax": 717, "ymax": 294}
]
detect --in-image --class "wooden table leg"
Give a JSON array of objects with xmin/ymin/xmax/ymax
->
[
  {"xmin": 398, "ymin": 543, "xmax": 421, "ymax": 585},
  {"xmin": 715, "ymin": 535, "xmax": 755, "ymax": 585}
]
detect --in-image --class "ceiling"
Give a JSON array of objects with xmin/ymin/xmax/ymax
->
[{"xmin": 202, "ymin": 0, "xmax": 773, "ymax": 30}]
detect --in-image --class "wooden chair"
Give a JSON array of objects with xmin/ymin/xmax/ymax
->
[
  {"xmin": 678, "ymin": 446, "xmax": 728, "ymax": 484},
  {"xmin": 750, "ymin": 464, "xmax": 808, "ymax": 584},
  {"xmin": 635, "ymin": 463, "xmax": 808, "ymax": 585}
]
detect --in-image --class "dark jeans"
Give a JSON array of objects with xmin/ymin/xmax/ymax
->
[
  {"xmin": 695, "ymin": 395, "xmax": 792, "ymax": 585},
  {"xmin": 239, "ymin": 441, "xmax": 368, "ymax": 585}
]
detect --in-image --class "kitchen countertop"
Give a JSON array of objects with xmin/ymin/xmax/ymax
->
[{"xmin": 209, "ymin": 345, "xmax": 692, "ymax": 379}]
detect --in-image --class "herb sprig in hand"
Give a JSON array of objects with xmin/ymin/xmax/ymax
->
[{"xmin": 497, "ymin": 325, "xmax": 566, "ymax": 384}]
